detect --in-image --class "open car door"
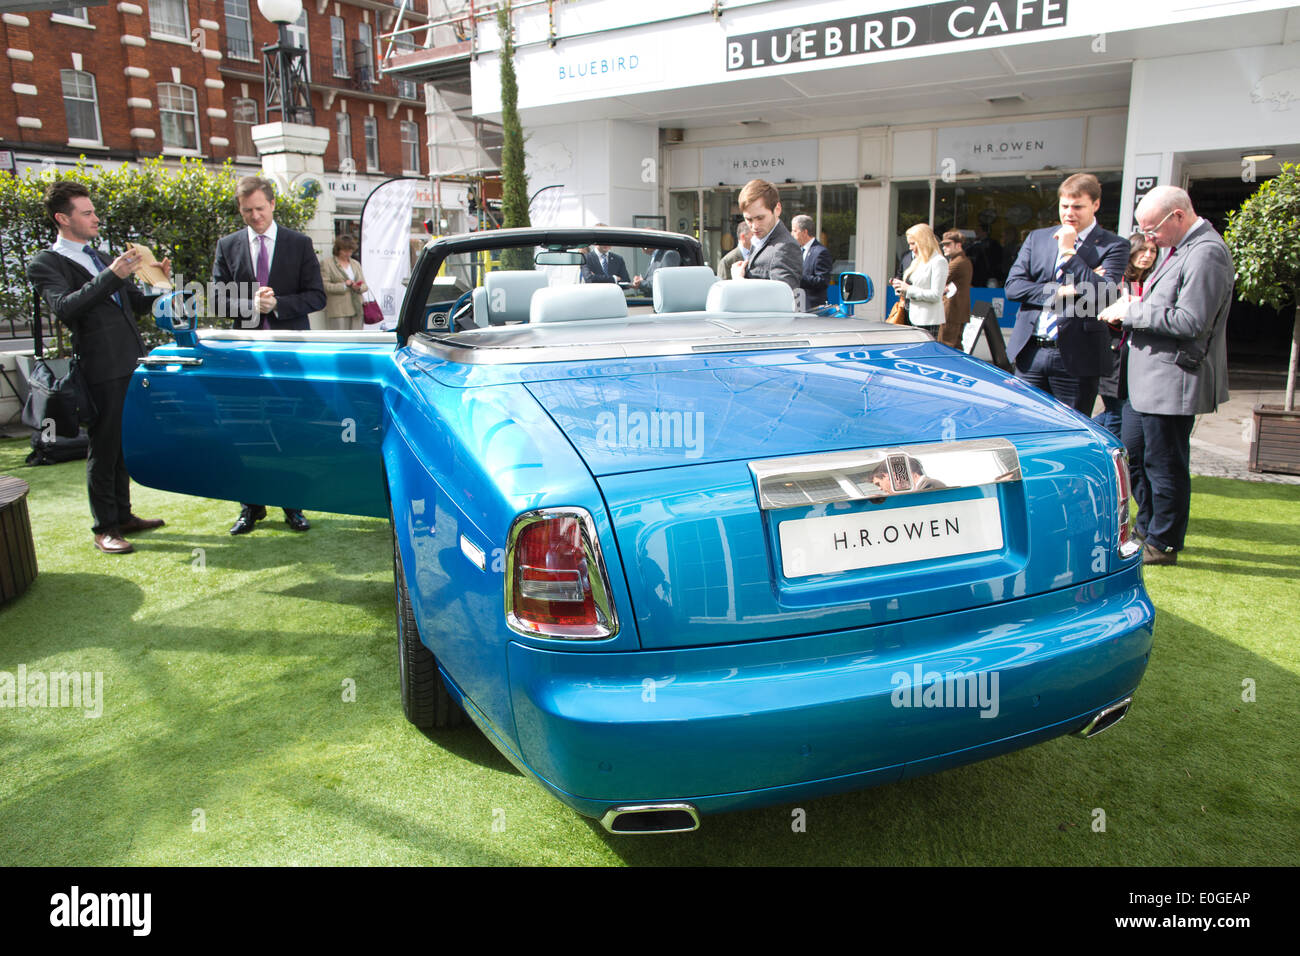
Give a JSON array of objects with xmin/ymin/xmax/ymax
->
[{"xmin": 123, "ymin": 299, "xmax": 394, "ymax": 519}]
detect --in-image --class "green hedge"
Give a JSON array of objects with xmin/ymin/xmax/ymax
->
[{"xmin": 0, "ymin": 157, "xmax": 316, "ymax": 351}]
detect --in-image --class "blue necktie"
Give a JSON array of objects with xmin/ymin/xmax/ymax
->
[
  {"xmin": 1044, "ymin": 241, "xmax": 1079, "ymax": 340},
  {"xmin": 84, "ymin": 245, "xmax": 124, "ymax": 311}
]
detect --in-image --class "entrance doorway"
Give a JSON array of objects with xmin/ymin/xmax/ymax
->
[{"xmin": 1188, "ymin": 176, "xmax": 1293, "ymax": 375}]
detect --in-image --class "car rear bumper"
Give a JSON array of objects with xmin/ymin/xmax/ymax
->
[{"xmin": 503, "ymin": 565, "xmax": 1153, "ymax": 820}]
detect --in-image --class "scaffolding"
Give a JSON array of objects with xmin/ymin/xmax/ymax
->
[{"xmin": 381, "ymin": 1, "xmax": 504, "ymax": 234}]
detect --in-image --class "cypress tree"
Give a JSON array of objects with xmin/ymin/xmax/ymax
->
[{"xmin": 498, "ymin": 3, "xmax": 532, "ymax": 269}]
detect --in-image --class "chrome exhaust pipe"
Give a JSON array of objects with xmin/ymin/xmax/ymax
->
[
  {"xmin": 1074, "ymin": 697, "xmax": 1133, "ymax": 739},
  {"xmin": 599, "ymin": 803, "xmax": 700, "ymax": 834}
]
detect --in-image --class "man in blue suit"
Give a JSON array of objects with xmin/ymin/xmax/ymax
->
[
  {"xmin": 581, "ymin": 232, "xmax": 631, "ymax": 285},
  {"xmin": 212, "ymin": 176, "xmax": 326, "ymax": 535},
  {"xmin": 1004, "ymin": 173, "xmax": 1129, "ymax": 414},
  {"xmin": 792, "ymin": 214, "xmax": 833, "ymax": 310}
]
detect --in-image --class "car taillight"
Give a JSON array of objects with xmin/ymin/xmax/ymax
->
[
  {"xmin": 1111, "ymin": 448, "xmax": 1141, "ymax": 559},
  {"xmin": 505, "ymin": 509, "xmax": 619, "ymax": 640}
]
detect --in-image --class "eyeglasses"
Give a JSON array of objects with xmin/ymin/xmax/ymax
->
[{"xmin": 1140, "ymin": 209, "xmax": 1177, "ymax": 238}]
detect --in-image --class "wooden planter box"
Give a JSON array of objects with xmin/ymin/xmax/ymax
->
[
  {"xmin": 0, "ymin": 475, "xmax": 37, "ymax": 603},
  {"xmin": 1249, "ymin": 404, "xmax": 1300, "ymax": 475}
]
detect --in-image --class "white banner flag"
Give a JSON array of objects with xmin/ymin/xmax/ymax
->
[{"xmin": 361, "ymin": 178, "xmax": 421, "ymax": 327}]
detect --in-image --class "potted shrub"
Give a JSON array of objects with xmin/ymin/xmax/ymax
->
[{"xmin": 1225, "ymin": 162, "xmax": 1300, "ymax": 474}]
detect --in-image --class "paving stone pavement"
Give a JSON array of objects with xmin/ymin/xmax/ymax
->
[{"xmin": 1187, "ymin": 387, "xmax": 1300, "ymax": 484}]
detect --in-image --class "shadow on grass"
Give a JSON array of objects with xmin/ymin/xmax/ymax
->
[
  {"xmin": 3, "ymin": 439, "xmax": 1296, "ymax": 865},
  {"xmin": 585, "ymin": 604, "xmax": 1298, "ymax": 866}
]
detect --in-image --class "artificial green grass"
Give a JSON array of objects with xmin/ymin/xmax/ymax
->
[{"xmin": 1, "ymin": 437, "xmax": 1296, "ymax": 865}]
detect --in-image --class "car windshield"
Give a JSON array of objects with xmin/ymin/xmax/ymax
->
[
  {"xmin": 414, "ymin": 233, "xmax": 698, "ymax": 333},
  {"xmin": 405, "ymin": 228, "xmax": 908, "ymax": 362}
]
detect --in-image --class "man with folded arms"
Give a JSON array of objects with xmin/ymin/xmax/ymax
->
[
  {"xmin": 1005, "ymin": 173, "xmax": 1129, "ymax": 414},
  {"xmin": 26, "ymin": 180, "xmax": 169, "ymax": 554}
]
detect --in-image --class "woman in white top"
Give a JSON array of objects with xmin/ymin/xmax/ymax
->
[{"xmin": 890, "ymin": 224, "xmax": 948, "ymax": 336}]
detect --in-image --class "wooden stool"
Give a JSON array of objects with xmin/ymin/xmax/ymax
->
[{"xmin": 0, "ymin": 475, "xmax": 38, "ymax": 602}]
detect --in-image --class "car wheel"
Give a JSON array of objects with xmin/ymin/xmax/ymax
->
[{"xmin": 392, "ymin": 516, "xmax": 463, "ymax": 730}]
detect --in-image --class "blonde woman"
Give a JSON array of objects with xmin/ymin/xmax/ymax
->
[
  {"xmin": 889, "ymin": 224, "xmax": 948, "ymax": 336},
  {"xmin": 319, "ymin": 236, "xmax": 368, "ymax": 330}
]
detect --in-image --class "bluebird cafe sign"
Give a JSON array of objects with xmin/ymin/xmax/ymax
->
[{"xmin": 726, "ymin": 0, "xmax": 1068, "ymax": 70}]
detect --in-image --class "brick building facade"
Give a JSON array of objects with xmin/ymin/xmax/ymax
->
[{"xmin": 0, "ymin": 0, "xmax": 430, "ymax": 233}]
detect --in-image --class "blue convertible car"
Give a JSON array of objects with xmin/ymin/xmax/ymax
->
[{"xmin": 123, "ymin": 227, "xmax": 1153, "ymax": 833}]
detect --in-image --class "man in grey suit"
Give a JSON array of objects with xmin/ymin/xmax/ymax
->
[
  {"xmin": 731, "ymin": 179, "xmax": 801, "ymax": 292},
  {"xmin": 717, "ymin": 221, "xmax": 752, "ymax": 279},
  {"xmin": 1102, "ymin": 186, "xmax": 1233, "ymax": 566}
]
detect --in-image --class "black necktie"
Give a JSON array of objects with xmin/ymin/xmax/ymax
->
[{"xmin": 84, "ymin": 245, "xmax": 124, "ymax": 312}]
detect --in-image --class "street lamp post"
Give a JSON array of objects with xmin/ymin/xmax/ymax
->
[
  {"xmin": 258, "ymin": 0, "xmax": 314, "ymax": 125},
  {"xmin": 249, "ymin": 0, "xmax": 333, "ymax": 273}
]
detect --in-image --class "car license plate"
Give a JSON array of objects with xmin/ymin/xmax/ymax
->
[{"xmin": 779, "ymin": 498, "xmax": 1003, "ymax": 578}]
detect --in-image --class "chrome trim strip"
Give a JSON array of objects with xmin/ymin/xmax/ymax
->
[
  {"xmin": 504, "ymin": 507, "xmax": 620, "ymax": 640},
  {"xmin": 1073, "ymin": 697, "xmax": 1133, "ymax": 739},
  {"xmin": 599, "ymin": 803, "xmax": 701, "ymax": 835},
  {"xmin": 194, "ymin": 329, "xmax": 396, "ymax": 343},
  {"xmin": 750, "ymin": 438, "xmax": 1023, "ymax": 511},
  {"xmin": 137, "ymin": 356, "xmax": 203, "ymax": 366},
  {"xmin": 410, "ymin": 325, "xmax": 927, "ymax": 366}
]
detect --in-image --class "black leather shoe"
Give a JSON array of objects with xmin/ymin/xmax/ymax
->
[
  {"xmin": 230, "ymin": 505, "xmax": 267, "ymax": 535},
  {"xmin": 283, "ymin": 509, "xmax": 311, "ymax": 532}
]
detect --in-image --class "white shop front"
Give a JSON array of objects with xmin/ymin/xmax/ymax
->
[{"xmin": 471, "ymin": 0, "xmax": 1300, "ymax": 333}]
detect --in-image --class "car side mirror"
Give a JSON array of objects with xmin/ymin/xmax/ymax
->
[{"xmin": 839, "ymin": 272, "xmax": 874, "ymax": 305}]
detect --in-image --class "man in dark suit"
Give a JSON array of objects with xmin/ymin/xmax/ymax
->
[
  {"xmin": 1102, "ymin": 186, "xmax": 1233, "ymax": 566},
  {"xmin": 581, "ymin": 233, "xmax": 631, "ymax": 285},
  {"xmin": 1004, "ymin": 173, "xmax": 1129, "ymax": 415},
  {"xmin": 731, "ymin": 179, "xmax": 801, "ymax": 292},
  {"xmin": 212, "ymin": 175, "xmax": 326, "ymax": 534},
  {"xmin": 791, "ymin": 214, "xmax": 833, "ymax": 309},
  {"xmin": 26, "ymin": 180, "xmax": 168, "ymax": 554}
]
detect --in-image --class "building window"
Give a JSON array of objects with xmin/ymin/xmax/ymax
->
[
  {"xmin": 233, "ymin": 97, "xmax": 259, "ymax": 156},
  {"xmin": 52, "ymin": 6, "xmax": 89, "ymax": 22},
  {"xmin": 61, "ymin": 69, "xmax": 101, "ymax": 143},
  {"xmin": 149, "ymin": 0, "xmax": 190, "ymax": 40},
  {"xmin": 401, "ymin": 121, "xmax": 419, "ymax": 173},
  {"xmin": 336, "ymin": 113, "xmax": 352, "ymax": 168},
  {"xmin": 354, "ymin": 24, "xmax": 373, "ymax": 88},
  {"xmin": 158, "ymin": 82, "xmax": 199, "ymax": 151},
  {"xmin": 287, "ymin": 9, "xmax": 310, "ymax": 81},
  {"xmin": 331, "ymin": 16, "xmax": 348, "ymax": 77},
  {"xmin": 224, "ymin": 0, "xmax": 255, "ymax": 61},
  {"xmin": 363, "ymin": 116, "xmax": 378, "ymax": 172},
  {"xmin": 394, "ymin": 32, "xmax": 418, "ymax": 100}
]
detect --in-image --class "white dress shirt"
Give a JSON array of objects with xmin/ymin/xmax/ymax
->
[
  {"xmin": 248, "ymin": 221, "xmax": 278, "ymax": 279},
  {"xmin": 52, "ymin": 235, "xmax": 104, "ymax": 277},
  {"xmin": 1035, "ymin": 220, "xmax": 1096, "ymax": 338}
]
